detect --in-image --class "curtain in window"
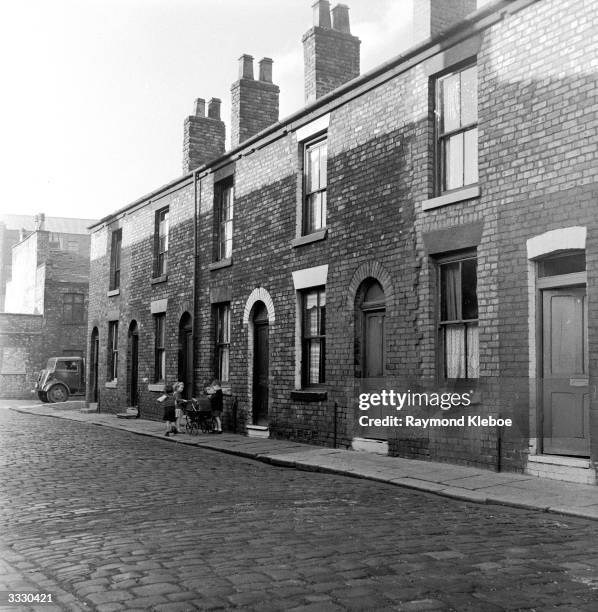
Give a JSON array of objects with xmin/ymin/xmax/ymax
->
[
  {"xmin": 441, "ymin": 73, "xmax": 460, "ymax": 132},
  {"xmin": 219, "ymin": 347, "xmax": 230, "ymax": 382},
  {"xmin": 445, "ymin": 325, "xmax": 465, "ymax": 378},
  {"xmin": 442, "ymin": 263, "xmax": 459, "ymax": 321},
  {"xmin": 309, "ymin": 341, "xmax": 321, "ymax": 384},
  {"xmin": 305, "ymin": 293, "xmax": 319, "ymax": 334},
  {"xmin": 467, "ymin": 324, "xmax": 479, "ymax": 378}
]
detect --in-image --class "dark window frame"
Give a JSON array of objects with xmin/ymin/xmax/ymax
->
[
  {"xmin": 154, "ymin": 208, "xmax": 169, "ymax": 277},
  {"xmin": 154, "ymin": 313, "xmax": 166, "ymax": 383},
  {"xmin": 437, "ymin": 253, "xmax": 479, "ymax": 380},
  {"xmin": 301, "ymin": 286, "xmax": 326, "ymax": 387},
  {"xmin": 107, "ymin": 321, "xmax": 119, "ymax": 381},
  {"xmin": 435, "ymin": 62, "xmax": 478, "ymax": 194},
  {"xmin": 216, "ymin": 180, "xmax": 234, "ymax": 261},
  {"xmin": 63, "ymin": 293, "xmax": 85, "ymax": 324},
  {"xmin": 302, "ymin": 136, "xmax": 328, "ymax": 235},
  {"xmin": 215, "ymin": 303, "xmax": 231, "ymax": 382},
  {"xmin": 109, "ymin": 229, "xmax": 122, "ymax": 290}
]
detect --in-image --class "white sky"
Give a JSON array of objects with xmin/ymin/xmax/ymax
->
[{"xmin": 0, "ymin": 0, "xmax": 485, "ymax": 222}]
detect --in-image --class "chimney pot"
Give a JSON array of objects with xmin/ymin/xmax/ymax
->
[
  {"xmin": 194, "ymin": 98, "xmax": 206, "ymax": 117},
  {"xmin": 182, "ymin": 95, "xmax": 225, "ymax": 173},
  {"xmin": 207, "ymin": 97, "xmax": 221, "ymax": 120},
  {"xmin": 312, "ymin": 0, "xmax": 331, "ymax": 28},
  {"xmin": 331, "ymin": 4, "xmax": 351, "ymax": 34},
  {"xmin": 258, "ymin": 58, "xmax": 273, "ymax": 83},
  {"xmin": 239, "ymin": 54, "xmax": 254, "ymax": 79},
  {"xmin": 230, "ymin": 57, "xmax": 279, "ymax": 148},
  {"xmin": 303, "ymin": 1, "xmax": 360, "ymax": 101}
]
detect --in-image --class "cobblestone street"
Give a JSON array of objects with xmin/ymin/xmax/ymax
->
[{"xmin": 1, "ymin": 405, "xmax": 598, "ymax": 611}]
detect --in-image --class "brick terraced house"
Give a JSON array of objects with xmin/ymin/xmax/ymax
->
[{"xmin": 87, "ymin": 0, "xmax": 598, "ymax": 484}]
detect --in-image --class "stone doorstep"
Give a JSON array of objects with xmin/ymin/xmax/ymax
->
[
  {"xmin": 246, "ymin": 425, "xmax": 269, "ymax": 438},
  {"xmin": 525, "ymin": 454, "xmax": 596, "ymax": 485},
  {"xmin": 116, "ymin": 407, "xmax": 140, "ymax": 419},
  {"xmin": 352, "ymin": 437, "xmax": 389, "ymax": 455}
]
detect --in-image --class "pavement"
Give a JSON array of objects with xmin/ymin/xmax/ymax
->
[{"xmin": 9, "ymin": 400, "xmax": 598, "ymax": 522}]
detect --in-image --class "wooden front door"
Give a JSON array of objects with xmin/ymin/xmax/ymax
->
[
  {"xmin": 542, "ymin": 287, "xmax": 589, "ymax": 456},
  {"xmin": 364, "ymin": 311, "xmax": 384, "ymax": 378},
  {"xmin": 130, "ymin": 332, "xmax": 139, "ymax": 406},
  {"xmin": 178, "ymin": 315, "xmax": 193, "ymax": 399},
  {"xmin": 253, "ymin": 322, "xmax": 269, "ymax": 426},
  {"xmin": 91, "ymin": 331, "xmax": 99, "ymax": 403},
  {"xmin": 184, "ymin": 330, "xmax": 193, "ymax": 399},
  {"xmin": 361, "ymin": 310, "xmax": 386, "ymax": 439}
]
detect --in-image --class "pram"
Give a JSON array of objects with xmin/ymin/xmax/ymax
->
[{"xmin": 183, "ymin": 397, "xmax": 215, "ymax": 434}]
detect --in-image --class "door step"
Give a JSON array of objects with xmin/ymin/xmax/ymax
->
[
  {"xmin": 352, "ymin": 437, "xmax": 389, "ymax": 455},
  {"xmin": 526, "ymin": 454, "xmax": 596, "ymax": 484},
  {"xmin": 246, "ymin": 425, "xmax": 269, "ymax": 438},
  {"xmin": 116, "ymin": 407, "xmax": 140, "ymax": 419}
]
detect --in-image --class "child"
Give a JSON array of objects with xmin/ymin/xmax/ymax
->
[
  {"xmin": 160, "ymin": 384, "xmax": 177, "ymax": 436},
  {"xmin": 173, "ymin": 381, "xmax": 187, "ymax": 433},
  {"xmin": 206, "ymin": 379, "xmax": 223, "ymax": 433}
]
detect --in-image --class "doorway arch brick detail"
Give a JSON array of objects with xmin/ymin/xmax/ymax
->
[
  {"xmin": 243, "ymin": 287, "xmax": 276, "ymax": 326},
  {"xmin": 346, "ymin": 261, "xmax": 395, "ymax": 313},
  {"xmin": 242, "ymin": 288, "xmax": 275, "ymax": 426}
]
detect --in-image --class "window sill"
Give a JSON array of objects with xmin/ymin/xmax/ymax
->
[
  {"xmin": 209, "ymin": 258, "xmax": 232, "ymax": 271},
  {"xmin": 291, "ymin": 228, "xmax": 327, "ymax": 248},
  {"xmin": 148, "ymin": 383, "xmax": 165, "ymax": 392},
  {"xmin": 290, "ymin": 389, "xmax": 327, "ymax": 402},
  {"xmin": 107, "ymin": 288, "xmax": 120, "ymax": 297},
  {"xmin": 105, "ymin": 381, "xmax": 117, "ymax": 389},
  {"xmin": 151, "ymin": 274, "xmax": 168, "ymax": 285},
  {"xmin": 421, "ymin": 185, "xmax": 480, "ymax": 211}
]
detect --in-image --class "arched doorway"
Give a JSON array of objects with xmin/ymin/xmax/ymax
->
[
  {"xmin": 356, "ymin": 279, "xmax": 386, "ymax": 439},
  {"xmin": 127, "ymin": 321, "xmax": 139, "ymax": 406},
  {"xmin": 358, "ymin": 279, "xmax": 386, "ymax": 379},
  {"xmin": 252, "ymin": 301, "xmax": 269, "ymax": 426},
  {"xmin": 90, "ymin": 327, "xmax": 99, "ymax": 403},
  {"xmin": 178, "ymin": 312, "xmax": 193, "ymax": 399}
]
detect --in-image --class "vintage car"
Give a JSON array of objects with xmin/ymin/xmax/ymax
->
[{"xmin": 34, "ymin": 356, "xmax": 86, "ymax": 403}]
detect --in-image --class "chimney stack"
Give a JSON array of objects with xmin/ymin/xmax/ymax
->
[
  {"xmin": 34, "ymin": 213, "xmax": 45, "ymax": 231},
  {"xmin": 182, "ymin": 97, "xmax": 226, "ymax": 173},
  {"xmin": 230, "ymin": 54, "xmax": 280, "ymax": 148},
  {"xmin": 302, "ymin": 1, "xmax": 360, "ymax": 103},
  {"xmin": 413, "ymin": 0, "xmax": 477, "ymax": 43}
]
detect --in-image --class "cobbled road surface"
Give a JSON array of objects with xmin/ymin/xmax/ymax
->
[{"xmin": 1, "ymin": 406, "xmax": 598, "ymax": 612}]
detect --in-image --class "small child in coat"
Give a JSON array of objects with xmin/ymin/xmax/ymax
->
[{"xmin": 160, "ymin": 384, "xmax": 177, "ymax": 436}]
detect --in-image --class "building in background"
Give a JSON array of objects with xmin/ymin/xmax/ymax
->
[
  {"xmin": 87, "ymin": 0, "xmax": 598, "ymax": 485},
  {"xmin": 0, "ymin": 213, "xmax": 94, "ymax": 397}
]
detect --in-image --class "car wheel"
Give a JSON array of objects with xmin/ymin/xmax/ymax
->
[
  {"xmin": 48, "ymin": 384, "xmax": 69, "ymax": 403},
  {"xmin": 38, "ymin": 391, "xmax": 48, "ymax": 403}
]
